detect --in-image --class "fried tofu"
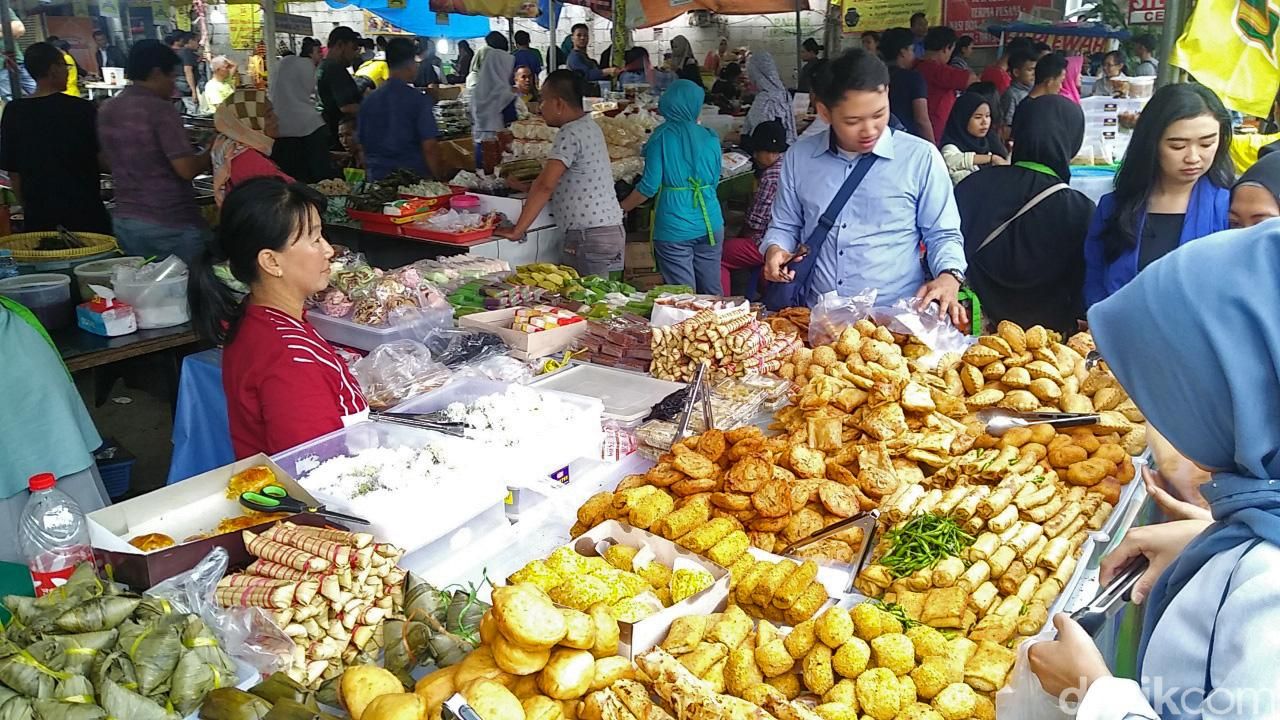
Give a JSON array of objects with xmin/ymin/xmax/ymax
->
[{"xmin": 920, "ymin": 587, "xmax": 967, "ymax": 629}]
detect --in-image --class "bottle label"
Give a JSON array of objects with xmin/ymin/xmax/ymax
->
[{"xmin": 30, "ymin": 564, "xmax": 80, "ymax": 597}]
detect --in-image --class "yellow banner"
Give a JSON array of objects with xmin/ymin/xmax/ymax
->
[
  {"xmin": 227, "ymin": 4, "xmax": 262, "ymax": 49},
  {"xmin": 1171, "ymin": 0, "xmax": 1280, "ymax": 117},
  {"xmin": 840, "ymin": 0, "xmax": 941, "ymax": 33}
]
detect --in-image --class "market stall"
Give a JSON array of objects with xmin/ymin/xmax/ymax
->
[{"xmin": 3, "ymin": 266, "xmax": 1157, "ymax": 720}]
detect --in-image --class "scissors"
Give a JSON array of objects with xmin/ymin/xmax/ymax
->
[{"xmin": 239, "ymin": 485, "xmax": 371, "ymax": 525}]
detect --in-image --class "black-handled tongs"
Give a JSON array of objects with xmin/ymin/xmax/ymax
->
[{"xmin": 1067, "ymin": 556, "xmax": 1149, "ymax": 635}]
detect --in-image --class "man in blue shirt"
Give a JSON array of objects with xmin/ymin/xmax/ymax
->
[
  {"xmin": 910, "ymin": 13, "xmax": 928, "ymax": 59},
  {"xmin": 357, "ymin": 37, "xmax": 445, "ymax": 181},
  {"xmin": 566, "ymin": 23, "xmax": 617, "ymax": 83},
  {"xmin": 512, "ymin": 31, "xmax": 543, "ymax": 79},
  {"xmin": 761, "ymin": 48, "xmax": 969, "ymax": 326}
]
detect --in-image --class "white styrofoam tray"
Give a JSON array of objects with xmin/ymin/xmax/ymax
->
[{"xmin": 531, "ymin": 361, "xmax": 686, "ymax": 423}]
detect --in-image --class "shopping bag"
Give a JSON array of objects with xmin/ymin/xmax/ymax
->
[{"xmin": 995, "ymin": 630, "xmax": 1074, "ymax": 720}]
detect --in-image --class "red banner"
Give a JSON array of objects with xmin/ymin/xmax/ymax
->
[
  {"xmin": 943, "ymin": 0, "xmax": 1052, "ymax": 46},
  {"xmin": 989, "ymin": 29, "xmax": 1112, "ymax": 53},
  {"xmin": 1128, "ymin": 0, "xmax": 1165, "ymax": 24}
]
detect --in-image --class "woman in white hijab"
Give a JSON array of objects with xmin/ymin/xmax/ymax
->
[
  {"xmin": 744, "ymin": 50, "xmax": 797, "ymax": 144},
  {"xmin": 471, "ymin": 47, "xmax": 516, "ymax": 169}
]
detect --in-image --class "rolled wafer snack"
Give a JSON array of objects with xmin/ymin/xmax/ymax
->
[
  {"xmin": 243, "ymin": 530, "xmax": 331, "ymax": 572},
  {"xmin": 263, "ymin": 523, "xmax": 352, "ymax": 567}
]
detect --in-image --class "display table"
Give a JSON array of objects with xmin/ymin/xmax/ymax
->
[
  {"xmin": 1070, "ymin": 166, "xmax": 1118, "ymax": 204},
  {"xmin": 168, "ymin": 348, "xmax": 234, "ymax": 484},
  {"xmin": 52, "ymin": 322, "xmax": 199, "ymax": 411},
  {"xmin": 85, "ymin": 81, "xmax": 127, "ymax": 100},
  {"xmin": 325, "ymin": 220, "xmax": 566, "ymax": 270}
]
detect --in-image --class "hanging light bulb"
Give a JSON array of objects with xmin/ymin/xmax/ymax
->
[{"xmin": 437, "ymin": 38, "xmax": 449, "ymax": 54}]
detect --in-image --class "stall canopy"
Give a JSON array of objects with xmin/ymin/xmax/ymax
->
[
  {"xmin": 421, "ymin": 0, "xmax": 796, "ymax": 28},
  {"xmin": 325, "ymin": 0, "xmax": 491, "ymax": 37}
]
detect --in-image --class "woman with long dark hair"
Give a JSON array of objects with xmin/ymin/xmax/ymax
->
[
  {"xmin": 1082, "ymin": 83, "xmax": 1232, "ymax": 308},
  {"xmin": 447, "ymin": 40, "xmax": 473, "ymax": 84},
  {"xmin": 189, "ymin": 177, "xmax": 368, "ymax": 458}
]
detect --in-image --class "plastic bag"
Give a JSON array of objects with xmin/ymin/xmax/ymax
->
[
  {"xmin": 145, "ymin": 547, "xmax": 294, "ymax": 675},
  {"xmin": 869, "ymin": 297, "xmax": 975, "ymax": 369},
  {"xmin": 995, "ymin": 631, "xmax": 1073, "ymax": 720},
  {"xmin": 352, "ymin": 340, "xmax": 454, "ymax": 410},
  {"xmin": 422, "ymin": 327, "xmax": 510, "ymax": 368},
  {"xmin": 453, "ymin": 354, "xmax": 534, "ymax": 384},
  {"xmin": 808, "ymin": 289, "xmax": 877, "ymax": 346}
]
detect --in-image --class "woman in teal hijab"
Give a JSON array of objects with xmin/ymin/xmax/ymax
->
[
  {"xmin": 0, "ymin": 297, "xmax": 108, "ymax": 563},
  {"xmin": 621, "ymin": 78, "xmax": 725, "ymax": 293}
]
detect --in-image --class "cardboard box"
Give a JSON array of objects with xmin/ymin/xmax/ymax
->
[
  {"xmin": 565, "ymin": 520, "xmax": 730, "ymax": 659},
  {"xmin": 625, "ymin": 241, "xmax": 655, "ymax": 271},
  {"xmin": 459, "ymin": 306, "xmax": 588, "ymax": 360},
  {"xmin": 87, "ymin": 454, "xmax": 331, "ymax": 590},
  {"xmin": 471, "ymin": 192, "xmax": 555, "ymax": 231}
]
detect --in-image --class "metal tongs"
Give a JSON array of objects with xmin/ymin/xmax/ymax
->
[
  {"xmin": 1066, "ymin": 556, "xmax": 1150, "ymax": 635},
  {"xmin": 373, "ymin": 410, "xmax": 469, "ymax": 437},
  {"xmin": 976, "ymin": 408, "xmax": 1100, "ymax": 437},
  {"xmin": 672, "ymin": 361, "xmax": 715, "ymax": 444},
  {"xmin": 778, "ymin": 511, "xmax": 881, "ymax": 593},
  {"xmin": 441, "ymin": 694, "xmax": 482, "ymax": 720}
]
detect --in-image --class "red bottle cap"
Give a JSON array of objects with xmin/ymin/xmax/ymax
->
[{"xmin": 28, "ymin": 473, "xmax": 56, "ymax": 491}]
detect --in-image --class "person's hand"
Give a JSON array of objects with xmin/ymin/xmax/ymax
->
[
  {"xmin": 991, "ymin": 154, "xmax": 1010, "ymax": 166},
  {"xmin": 1143, "ymin": 466, "xmax": 1212, "ymax": 521},
  {"xmin": 1099, "ymin": 519, "xmax": 1212, "ymax": 604},
  {"xmin": 493, "ymin": 227, "xmax": 527, "ymax": 242},
  {"xmin": 604, "ymin": 67, "xmax": 620, "ymax": 77},
  {"xmin": 1028, "ymin": 614, "xmax": 1112, "ymax": 699},
  {"xmin": 915, "ymin": 273, "xmax": 969, "ymax": 328},
  {"xmin": 763, "ymin": 245, "xmax": 796, "ymax": 283}
]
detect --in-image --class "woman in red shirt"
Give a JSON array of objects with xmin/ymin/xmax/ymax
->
[{"xmin": 190, "ymin": 177, "xmax": 368, "ymax": 458}]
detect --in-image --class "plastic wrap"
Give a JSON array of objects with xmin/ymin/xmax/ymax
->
[
  {"xmin": 422, "ymin": 327, "xmax": 510, "ymax": 367},
  {"xmin": 145, "ymin": 547, "xmax": 294, "ymax": 675},
  {"xmin": 808, "ymin": 289, "xmax": 877, "ymax": 346},
  {"xmin": 994, "ymin": 631, "xmax": 1073, "ymax": 720},
  {"xmin": 868, "ymin": 297, "xmax": 975, "ymax": 369},
  {"xmin": 452, "ymin": 354, "xmax": 534, "ymax": 384},
  {"xmin": 351, "ymin": 340, "xmax": 454, "ymax": 410}
]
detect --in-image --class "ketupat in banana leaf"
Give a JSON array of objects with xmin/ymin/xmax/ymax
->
[
  {"xmin": 98, "ymin": 679, "xmax": 179, "ymax": 720},
  {"xmin": 53, "ymin": 597, "xmax": 140, "ymax": 634},
  {"xmin": 198, "ymin": 688, "xmax": 271, "ymax": 720},
  {"xmin": 179, "ymin": 617, "xmax": 235, "ymax": 677},
  {"xmin": 134, "ymin": 598, "xmax": 179, "ymax": 625},
  {"xmin": 247, "ymin": 674, "xmax": 314, "ymax": 709},
  {"xmin": 115, "ymin": 615, "xmax": 184, "ymax": 696},
  {"xmin": 89, "ymin": 651, "xmax": 136, "ymax": 695},
  {"xmin": 0, "ymin": 641, "xmax": 65, "ymax": 698},
  {"xmin": 28, "ymin": 632, "xmax": 118, "ymax": 677},
  {"xmin": 30, "ymin": 700, "xmax": 106, "ymax": 720},
  {"xmin": 169, "ymin": 646, "xmax": 236, "ymax": 716},
  {"xmin": 51, "ymin": 676, "xmax": 93, "ymax": 704},
  {"xmin": 0, "ymin": 696, "xmax": 33, "ymax": 720},
  {"xmin": 401, "ymin": 573, "xmax": 448, "ymax": 624},
  {"xmin": 261, "ymin": 698, "xmax": 342, "ymax": 720}
]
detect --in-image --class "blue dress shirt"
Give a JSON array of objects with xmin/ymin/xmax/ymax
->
[
  {"xmin": 761, "ymin": 127, "xmax": 966, "ymax": 306},
  {"xmin": 567, "ymin": 49, "xmax": 607, "ymax": 81},
  {"xmin": 357, "ymin": 78, "xmax": 439, "ymax": 181}
]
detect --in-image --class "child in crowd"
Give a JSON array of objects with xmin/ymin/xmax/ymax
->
[{"xmin": 720, "ymin": 120, "xmax": 789, "ymax": 296}]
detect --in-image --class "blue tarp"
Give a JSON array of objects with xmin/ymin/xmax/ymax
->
[
  {"xmin": 325, "ymin": 0, "xmax": 491, "ymax": 39},
  {"xmin": 986, "ymin": 22, "xmax": 1132, "ymax": 40}
]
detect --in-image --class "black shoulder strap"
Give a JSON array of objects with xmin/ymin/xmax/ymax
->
[{"xmin": 803, "ymin": 150, "xmax": 879, "ymax": 255}]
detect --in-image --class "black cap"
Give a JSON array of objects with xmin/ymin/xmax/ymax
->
[
  {"xmin": 328, "ymin": 26, "xmax": 360, "ymax": 47},
  {"xmin": 749, "ymin": 120, "xmax": 789, "ymax": 153}
]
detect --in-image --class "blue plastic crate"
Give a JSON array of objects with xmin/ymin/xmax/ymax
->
[{"xmin": 94, "ymin": 439, "xmax": 136, "ymax": 500}]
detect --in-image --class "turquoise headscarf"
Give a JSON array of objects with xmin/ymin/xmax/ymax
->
[
  {"xmin": 636, "ymin": 79, "xmax": 725, "ymax": 243},
  {"xmin": 1088, "ymin": 222, "xmax": 1280, "ymax": 675}
]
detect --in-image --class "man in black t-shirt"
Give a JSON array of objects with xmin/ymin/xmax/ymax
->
[
  {"xmin": 0, "ymin": 42, "xmax": 110, "ymax": 234},
  {"xmin": 167, "ymin": 30, "xmax": 199, "ymax": 114},
  {"xmin": 317, "ymin": 26, "xmax": 363, "ymax": 149}
]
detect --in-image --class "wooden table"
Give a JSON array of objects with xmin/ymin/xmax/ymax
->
[{"xmin": 52, "ymin": 323, "xmax": 200, "ymax": 411}]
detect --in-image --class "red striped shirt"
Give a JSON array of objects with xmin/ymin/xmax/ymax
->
[{"xmin": 223, "ymin": 305, "xmax": 368, "ymax": 458}]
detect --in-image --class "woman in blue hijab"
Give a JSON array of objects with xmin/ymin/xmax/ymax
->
[
  {"xmin": 621, "ymin": 79, "xmax": 725, "ymax": 293},
  {"xmin": 1027, "ymin": 223, "xmax": 1280, "ymax": 717}
]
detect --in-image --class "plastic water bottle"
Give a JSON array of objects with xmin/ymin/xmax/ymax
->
[
  {"xmin": 19, "ymin": 473, "xmax": 96, "ymax": 597},
  {"xmin": 0, "ymin": 249, "xmax": 17, "ymax": 280}
]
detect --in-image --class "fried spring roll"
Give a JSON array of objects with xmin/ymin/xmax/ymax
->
[
  {"xmin": 1015, "ymin": 481, "xmax": 1056, "ymax": 510},
  {"xmin": 953, "ymin": 486, "xmax": 990, "ymax": 521},
  {"xmin": 1023, "ymin": 535, "xmax": 1049, "ymax": 567},
  {"xmin": 988, "ymin": 545, "xmax": 1017, "ymax": 577},
  {"xmin": 934, "ymin": 486, "xmax": 971, "ymax": 517},
  {"xmin": 959, "ymin": 560, "xmax": 991, "ymax": 592},
  {"xmin": 1051, "ymin": 555, "xmax": 1078, "ymax": 585},
  {"xmin": 932, "ymin": 556, "xmax": 966, "ymax": 588},
  {"xmin": 992, "ymin": 594, "xmax": 1024, "ymax": 617},
  {"xmin": 1044, "ymin": 501, "xmax": 1084, "ymax": 537},
  {"xmin": 1018, "ymin": 601, "xmax": 1050, "ymax": 634},
  {"xmin": 969, "ymin": 532, "xmax": 1000, "ymax": 561},
  {"xmin": 1032, "ymin": 577, "xmax": 1063, "ymax": 606},
  {"xmin": 1087, "ymin": 501, "xmax": 1115, "ymax": 531},
  {"xmin": 987, "ymin": 504, "xmax": 1019, "ymax": 533},
  {"xmin": 888, "ymin": 484, "xmax": 927, "ymax": 522},
  {"xmin": 1015, "ymin": 575, "xmax": 1040, "ymax": 604},
  {"xmin": 996, "ymin": 560, "xmax": 1028, "ymax": 596},
  {"xmin": 978, "ymin": 487, "xmax": 1015, "ymax": 519},
  {"xmin": 969, "ymin": 581, "xmax": 999, "ymax": 614},
  {"xmin": 1039, "ymin": 537, "xmax": 1072, "ymax": 571},
  {"xmin": 915, "ymin": 488, "xmax": 945, "ymax": 515},
  {"xmin": 1024, "ymin": 495, "xmax": 1065, "ymax": 523},
  {"xmin": 1008, "ymin": 522, "xmax": 1044, "ymax": 554}
]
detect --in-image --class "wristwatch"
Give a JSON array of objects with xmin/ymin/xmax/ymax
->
[{"xmin": 942, "ymin": 269, "xmax": 966, "ymax": 285}]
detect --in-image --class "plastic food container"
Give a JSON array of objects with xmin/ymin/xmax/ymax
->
[
  {"xmin": 271, "ymin": 420, "xmax": 508, "ymax": 553},
  {"xmin": 112, "ymin": 273, "xmax": 189, "ymax": 328},
  {"xmin": 306, "ymin": 305, "xmax": 453, "ymax": 352},
  {"xmin": 72, "ymin": 256, "xmax": 145, "ymax": 300},
  {"xmin": 390, "ymin": 378, "xmax": 604, "ymax": 485},
  {"xmin": 532, "ymin": 362, "xmax": 685, "ymax": 424},
  {"xmin": 450, "ymin": 194, "xmax": 481, "ymax": 211},
  {"xmin": 0, "ymin": 273, "xmax": 73, "ymax": 329}
]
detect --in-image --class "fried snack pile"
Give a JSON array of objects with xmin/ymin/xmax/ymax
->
[
  {"xmin": 854, "ymin": 474, "xmax": 1110, "ymax": 651},
  {"xmin": 651, "ymin": 307, "xmax": 801, "ymax": 381},
  {"xmin": 574, "ymin": 424, "xmax": 869, "ymax": 571},
  {"xmin": 508, "ymin": 545, "xmax": 714, "ymax": 623},
  {"xmin": 215, "ymin": 522, "xmax": 404, "ymax": 688},
  {"xmin": 649, "ymin": 604, "xmax": 999, "ymax": 720},
  {"xmin": 411, "ymin": 582, "xmax": 629, "ymax": 720},
  {"xmin": 765, "ymin": 307, "xmax": 811, "ymax": 340}
]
